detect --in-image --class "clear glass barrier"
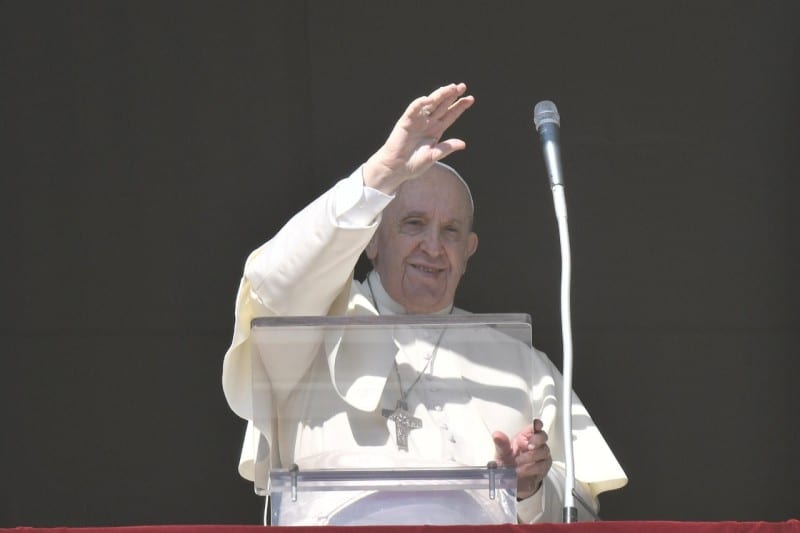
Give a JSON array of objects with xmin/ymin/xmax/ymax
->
[
  {"xmin": 269, "ymin": 465, "xmax": 517, "ymax": 526},
  {"xmin": 250, "ymin": 313, "xmax": 534, "ymax": 525}
]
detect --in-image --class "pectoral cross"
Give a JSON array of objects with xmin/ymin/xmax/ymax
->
[{"xmin": 382, "ymin": 399, "xmax": 422, "ymax": 451}]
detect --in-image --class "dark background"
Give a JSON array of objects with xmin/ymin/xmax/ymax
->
[{"xmin": 2, "ymin": 0, "xmax": 798, "ymax": 526}]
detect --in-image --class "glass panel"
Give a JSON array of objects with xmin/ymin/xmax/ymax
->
[
  {"xmin": 269, "ymin": 465, "xmax": 517, "ymax": 526},
  {"xmin": 250, "ymin": 313, "xmax": 533, "ymax": 524}
]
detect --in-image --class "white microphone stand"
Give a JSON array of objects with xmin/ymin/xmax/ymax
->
[
  {"xmin": 552, "ymin": 184, "xmax": 577, "ymax": 523},
  {"xmin": 534, "ymin": 100, "xmax": 577, "ymax": 523}
]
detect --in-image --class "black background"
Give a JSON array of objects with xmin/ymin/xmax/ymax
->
[{"xmin": 2, "ymin": 0, "xmax": 799, "ymax": 526}]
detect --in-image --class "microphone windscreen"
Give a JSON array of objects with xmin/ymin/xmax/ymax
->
[{"xmin": 534, "ymin": 100, "xmax": 560, "ymax": 129}]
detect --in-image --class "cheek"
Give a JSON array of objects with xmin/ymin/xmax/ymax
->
[
  {"xmin": 448, "ymin": 246, "xmax": 471, "ymax": 274},
  {"xmin": 393, "ymin": 238, "xmax": 420, "ymax": 263}
]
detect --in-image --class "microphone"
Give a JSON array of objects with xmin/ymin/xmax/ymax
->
[
  {"xmin": 533, "ymin": 100, "xmax": 564, "ymax": 188},
  {"xmin": 533, "ymin": 99, "xmax": 578, "ymax": 523}
]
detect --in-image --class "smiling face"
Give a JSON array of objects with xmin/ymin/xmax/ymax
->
[{"xmin": 366, "ymin": 165, "xmax": 479, "ymax": 314}]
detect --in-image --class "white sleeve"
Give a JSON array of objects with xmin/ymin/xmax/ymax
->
[
  {"xmin": 517, "ymin": 465, "xmax": 600, "ymax": 523},
  {"xmin": 242, "ymin": 165, "xmax": 392, "ymax": 315},
  {"xmin": 516, "ymin": 476, "xmax": 563, "ymax": 523},
  {"xmin": 334, "ymin": 165, "xmax": 394, "ymax": 227}
]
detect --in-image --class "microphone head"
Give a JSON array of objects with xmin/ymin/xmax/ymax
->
[{"xmin": 533, "ymin": 100, "xmax": 560, "ymax": 130}]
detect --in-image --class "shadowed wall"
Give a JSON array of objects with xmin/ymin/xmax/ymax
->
[{"xmin": 1, "ymin": 0, "xmax": 798, "ymax": 526}]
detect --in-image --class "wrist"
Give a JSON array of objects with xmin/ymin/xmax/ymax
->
[
  {"xmin": 517, "ymin": 480, "xmax": 543, "ymax": 501},
  {"xmin": 362, "ymin": 155, "xmax": 407, "ymax": 195}
]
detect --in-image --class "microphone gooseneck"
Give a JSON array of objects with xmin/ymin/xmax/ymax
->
[{"xmin": 533, "ymin": 100, "xmax": 578, "ymax": 523}]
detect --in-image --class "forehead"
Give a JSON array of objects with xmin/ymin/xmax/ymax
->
[{"xmin": 388, "ymin": 168, "xmax": 472, "ymax": 221}]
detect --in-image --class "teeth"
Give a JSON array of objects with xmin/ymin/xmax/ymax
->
[{"xmin": 415, "ymin": 265, "xmax": 437, "ymax": 273}]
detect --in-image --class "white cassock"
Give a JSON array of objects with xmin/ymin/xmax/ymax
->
[{"xmin": 222, "ymin": 167, "xmax": 628, "ymax": 523}]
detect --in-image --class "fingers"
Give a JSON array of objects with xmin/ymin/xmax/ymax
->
[
  {"xmin": 493, "ymin": 421, "xmax": 553, "ymax": 499},
  {"xmin": 511, "ymin": 421, "xmax": 544, "ymax": 447},
  {"xmin": 363, "ymin": 82, "xmax": 474, "ymax": 192},
  {"xmin": 407, "ymin": 83, "xmax": 475, "ymax": 126},
  {"xmin": 517, "ymin": 453, "xmax": 552, "ymax": 491},
  {"xmin": 437, "ymin": 93, "xmax": 475, "ymax": 127},
  {"xmin": 409, "ymin": 82, "xmax": 466, "ymax": 116},
  {"xmin": 516, "ymin": 440, "xmax": 551, "ymax": 484},
  {"xmin": 494, "ymin": 426, "xmax": 549, "ymax": 460},
  {"xmin": 515, "ymin": 438, "xmax": 553, "ymax": 499},
  {"xmin": 428, "ymin": 138, "xmax": 467, "ymax": 161},
  {"xmin": 516, "ymin": 442, "xmax": 551, "ymax": 466},
  {"xmin": 517, "ymin": 425, "xmax": 550, "ymax": 465},
  {"xmin": 494, "ymin": 423, "xmax": 553, "ymax": 499},
  {"xmin": 528, "ymin": 429, "xmax": 548, "ymax": 449},
  {"xmin": 522, "ymin": 419, "xmax": 547, "ymax": 448}
]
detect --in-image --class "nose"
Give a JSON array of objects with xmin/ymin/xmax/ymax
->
[{"xmin": 419, "ymin": 227, "xmax": 444, "ymax": 256}]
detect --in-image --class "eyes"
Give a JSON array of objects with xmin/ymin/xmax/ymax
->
[
  {"xmin": 399, "ymin": 217, "xmax": 464, "ymax": 242},
  {"xmin": 400, "ymin": 218, "xmax": 426, "ymax": 232}
]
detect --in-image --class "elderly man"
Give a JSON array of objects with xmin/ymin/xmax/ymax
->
[{"xmin": 222, "ymin": 83, "xmax": 626, "ymax": 523}]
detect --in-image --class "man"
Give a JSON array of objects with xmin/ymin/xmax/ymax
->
[{"xmin": 222, "ymin": 83, "xmax": 627, "ymax": 523}]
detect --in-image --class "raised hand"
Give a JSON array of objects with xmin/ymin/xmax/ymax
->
[{"xmin": 363, "ymin": 83, "xmax": 475, "ymax": 194}]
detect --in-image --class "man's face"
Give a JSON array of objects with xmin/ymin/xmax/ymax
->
[{"xmin": 366, "ymin": 166, "xmax": 479, "ymax": 314}]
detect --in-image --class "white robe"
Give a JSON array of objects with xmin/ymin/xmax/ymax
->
[{"xmin": 222, "ymin": 170, "xmax": 627, "ymax": 523}]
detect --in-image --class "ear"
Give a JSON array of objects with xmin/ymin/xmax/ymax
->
[{"xmin": 466, "ymin": 231, "xmax": 479, "ymax": 259}]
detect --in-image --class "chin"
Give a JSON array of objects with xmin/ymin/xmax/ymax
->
[{"xmin": 397, "ymin": 278, "xmax": 452, "ymax": 312}]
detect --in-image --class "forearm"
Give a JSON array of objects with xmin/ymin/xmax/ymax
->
[{"xmin": 244, "ymin": 168, "xmax": 391, "ymax": 316}]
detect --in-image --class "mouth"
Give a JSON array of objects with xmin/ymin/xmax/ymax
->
[{"xmin": 410, "ymin": 263, "xmax": 444, "ymax": 276}]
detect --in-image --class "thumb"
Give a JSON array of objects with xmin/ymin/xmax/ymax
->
[{"xmin": 492, "ymin": 431, "xmax": 514, "ymax": 464}]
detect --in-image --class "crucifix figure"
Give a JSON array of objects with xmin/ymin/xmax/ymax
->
[{"xmin": 382, "ymin": 399, "xmax": 422, "ymax": 451}]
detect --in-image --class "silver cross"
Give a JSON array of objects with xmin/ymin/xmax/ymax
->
[{"xmin": 382, "ymin": 400, "xmax": 422, "ymax": 451}]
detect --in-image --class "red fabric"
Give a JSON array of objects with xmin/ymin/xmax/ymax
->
[{"xmin": 4, "ymin": 522, "xmax": 800, "ymax": 533}]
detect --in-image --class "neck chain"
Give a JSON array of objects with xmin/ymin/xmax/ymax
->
[{"xmin": 366, "ymin": 274, "xmax": 451, "ymax": 450}]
